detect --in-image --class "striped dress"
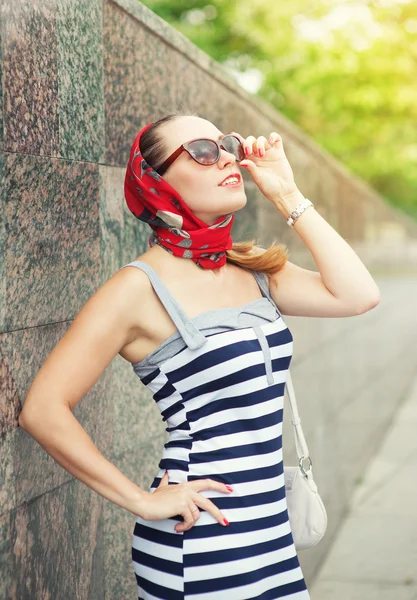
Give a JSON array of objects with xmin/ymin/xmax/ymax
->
[{"xmin": 120, "ymin": 260, "xmax": 310, "ymax": 600}]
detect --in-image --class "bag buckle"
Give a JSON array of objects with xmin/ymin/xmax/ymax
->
[{"xmin": 299, "ymin": 455, "xmax": 313, "ymax": 476}]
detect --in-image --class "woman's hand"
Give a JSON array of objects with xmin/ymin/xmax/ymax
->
[
  {"xmin": 138, "ymin": 471, "xmax": 233, "ymax": 533},
  {"xmin": 231, "ymin": 131, "xmax": 299, "ymax": 205}
]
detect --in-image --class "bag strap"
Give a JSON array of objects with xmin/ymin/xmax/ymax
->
[{"xmin": 285, "ymin": 369, "xmax": 312, "ymax": 475}]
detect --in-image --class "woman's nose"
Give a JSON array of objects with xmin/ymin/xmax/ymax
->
[{"xmin": 219, "ymin": 148, "xmax": 237, "ymax": 165}]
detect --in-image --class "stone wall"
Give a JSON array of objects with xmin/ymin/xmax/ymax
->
[{"xmin": 1, "ymin": 0, "xmax": 417, "ymax": 597}]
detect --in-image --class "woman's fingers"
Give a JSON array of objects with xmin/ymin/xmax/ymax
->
[
  {"xmin": 190, "ymin": 504, "xmax": 200, "ymax": 520},
  {"xmin": 269, "ymin": 132, "xmax": 283, "ymax": 147},
  {"xmin": 242, "ymin": 135, "xmax": 256, "ymax": 156},
  {"xmin": 253, "ymin": 136, "xmax": 268, "ymax": 157},
  {"xmin": 175, "ymin": 493, "xmax": 227, "ymax": 532},
  {"xmin": 174, "ymin": 503, "xmax": 200, "ymax": 533},
  {"xmin": 151, "ymin": 476, "xmax": 232, "ymax": 533},
  {"xmin": 242, "ymin": 133, "xmax": 281, "ymax": 157},
  {"xmin": 175, "ymin": 505, "xmax": 196, "ymax": 532},
  {"xmin": 174, "ymin": 479, "xmax": 232, "ymax": 532}
]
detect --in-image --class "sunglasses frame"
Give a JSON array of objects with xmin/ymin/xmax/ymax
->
[{"xmin": 155, "ymin": 133, "xmax": 245, "ymax": 176}]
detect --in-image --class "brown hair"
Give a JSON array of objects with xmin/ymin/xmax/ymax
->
[{"xmin": 139, "ymin": 110, "xmax": 289, "ymax": 277}]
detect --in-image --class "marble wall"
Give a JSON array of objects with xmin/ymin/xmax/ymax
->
[{"xmin": 1, "ymin": 0, "xmax": 416, "ymax": 598}]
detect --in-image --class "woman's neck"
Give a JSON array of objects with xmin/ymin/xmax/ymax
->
[{"xmin": 144, "ymin": 242, "xmax": 231, "ymax": 279}]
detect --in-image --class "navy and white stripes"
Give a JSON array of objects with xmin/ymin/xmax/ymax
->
[{"xmin": 131, "ymin": 320, "xmax": 310, "ymax": 599}]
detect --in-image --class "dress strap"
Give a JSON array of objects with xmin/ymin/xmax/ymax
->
[
  {"xmin": 252, "ymin": 270, "xmax": 273, "ymax": 302},
  {"xmin": 251, "ymin": 269, "xmax": 282, "ymax": 316},
  {"xmin": 117, "ymin": 261, "xmax": 208, "ymax": 350}
]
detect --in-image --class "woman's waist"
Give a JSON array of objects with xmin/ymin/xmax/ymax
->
[
  {"xmin": 143, "ymin": 468, "xmax": 289, "ymax": 534},
  {"xmin": 161, "ymin": 430, "xmax": 283, "ymax": 475},
  {"xmin": 153, "ymin": 446, "xmax": 284, "ymax": 492}
]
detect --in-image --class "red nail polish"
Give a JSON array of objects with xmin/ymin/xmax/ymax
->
[
  {"xmin": 226, "ymin": 485, "xmax": 233, "ymax": 491},
  {"xmin": 223, "ymin": 518, "xmax": 230, "ymax": 526},
  {"xmin": 245, "ymin": 147, "xmax": 250, "ymax": 155}
]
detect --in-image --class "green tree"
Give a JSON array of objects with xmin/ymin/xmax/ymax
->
[{"xmin": 141, "ymin": 0, "xmax": 417, "ymax": 219}]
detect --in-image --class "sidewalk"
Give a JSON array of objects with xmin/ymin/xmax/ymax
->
[{"xmin": 310, "ymin": 371, "xmax": 417, "ymax": 600}]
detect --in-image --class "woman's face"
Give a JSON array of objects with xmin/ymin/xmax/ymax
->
[{"xmin": 159, "ymin": 116, "xmax": 247, "ymax": 225}]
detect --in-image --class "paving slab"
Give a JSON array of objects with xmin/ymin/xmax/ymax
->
[
  {"xmin": 310, "ymin": 371, "xmax": 417, "ymax": 598},
  {"xmin": 311, "ymin": 580, "xmax": 417, "ymax": 600}
]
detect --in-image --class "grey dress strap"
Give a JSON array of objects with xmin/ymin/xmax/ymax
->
[
  {"xmin": 251, "ymin": 270, "xmax": 274, "ymax": 303},
  {"xmin": 251, "ymin": 269, "xmax": 281, "ymax": 317},
  {"xmin": 117, "ymin": 261, "xmax": 208, "ymax": 350}
]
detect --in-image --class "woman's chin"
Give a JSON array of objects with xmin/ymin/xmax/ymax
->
[{"xmin": 222, "ymin": 189, "xmax": 247, "ymax": 212}]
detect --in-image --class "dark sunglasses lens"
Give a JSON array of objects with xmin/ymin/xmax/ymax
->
[
  {"xmin": 222, "ymin": 136, "xmax": 245, "ymax": 161},
  {"xmin": 188, "ymin": 140, "xmax": 219, "ymax": 164}
]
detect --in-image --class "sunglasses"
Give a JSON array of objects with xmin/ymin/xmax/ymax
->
[{"xmin": 155, "ymin": 134, "xmax": 246, "ymax": 176}]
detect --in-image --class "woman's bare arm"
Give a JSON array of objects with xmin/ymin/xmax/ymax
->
[{"xmin": 18, "ymin": 267, "xmax": 151, "ymax": 516}]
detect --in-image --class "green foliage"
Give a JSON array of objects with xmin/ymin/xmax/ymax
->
[{"xmin": 140, "ymin": 0, "xmax": 417, "ymax": 219}]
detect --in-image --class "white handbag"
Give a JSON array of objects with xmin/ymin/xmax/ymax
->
[{"xmin": 284, "ymin": 369, "xmax": 328, "ymax": 551}]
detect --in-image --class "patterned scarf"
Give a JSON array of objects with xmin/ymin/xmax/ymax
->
[{"xmin": 124, "ymin": 123, "xmax": 235, "ymax": 269}]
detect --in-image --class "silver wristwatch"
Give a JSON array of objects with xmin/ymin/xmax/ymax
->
[{"xmin": 286, "ymin": 198, "xmax": 314, "ymax": 227}]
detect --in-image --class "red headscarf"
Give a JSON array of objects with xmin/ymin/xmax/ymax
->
[{"xmin": 124, "ymin": 123, "xmax": 235, "ymax": 269}]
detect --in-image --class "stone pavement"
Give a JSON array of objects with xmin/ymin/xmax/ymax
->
[{"xmin": 310, "ymin": 370, "xmax": 417, "ymax": 599}]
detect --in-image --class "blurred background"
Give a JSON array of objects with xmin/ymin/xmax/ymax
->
[
  {"xmin": 1, "ymin": 1, "xmax": 416, "ymax": 598},
  {"xmin": 141, "ymin": 0, "xmax": 417, "ymax": 221}
]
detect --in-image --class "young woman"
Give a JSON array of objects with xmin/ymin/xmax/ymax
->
[{"xmin": 19, "ymin": 112, "xmax": 380, "ymax": 599}]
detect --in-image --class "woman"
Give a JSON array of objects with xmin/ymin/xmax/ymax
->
[{"xmin": 19, "ymin": 112, "xmax": 380, "ymax": 599}]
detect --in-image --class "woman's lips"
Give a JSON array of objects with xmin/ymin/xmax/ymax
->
[
  {"xmin": 218, "ymin": 172, "xmax": 242, "ymax": 186},
  {"xmin": 219, "ymin": 179, "xmax": 243, "ymax": 188}
]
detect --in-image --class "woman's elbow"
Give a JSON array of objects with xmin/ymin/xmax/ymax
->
[
  {"xmin": 18, "ymin": 406, "xmax": 40, "ymax": 431},
  {"xmin": 358, "ymin": 294, "xmax": 380, "ymax": 314}
]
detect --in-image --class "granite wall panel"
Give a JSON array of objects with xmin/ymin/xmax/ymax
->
[
  {"xmin": 98, "ymin": 164, "xmax": 150, "ymax": 284},
  {"xmin": 0, "ymin": 512, "xmax": 12, "ymax": 600},
  {"xmin": 0, "ymin": 152, "xmax": 6, "ymax": 329},
  {"xmin": 2, "ymin": 153, "xmax": 101, "ymax": 332},
  {"xmin": 8, "ymin": 479, "xmax": 104, "ymax": 600},
  {"xmin": 57, "ymin": 0, "xmax": 105, "ymax": 162},
  {"xmin": 0, "ymin": 319, "xmax": 115, "ymax": 517},
  {"xmin": 2, "ymin": 0, "xmax": 60, "ymax": 156},
  {"xmin": 0, "ymin": 15, "xmax": 3, "ymax": 149},
  {"xmin": 1, "ymin": 0, "xmax": 416, "ymax": 597}
]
